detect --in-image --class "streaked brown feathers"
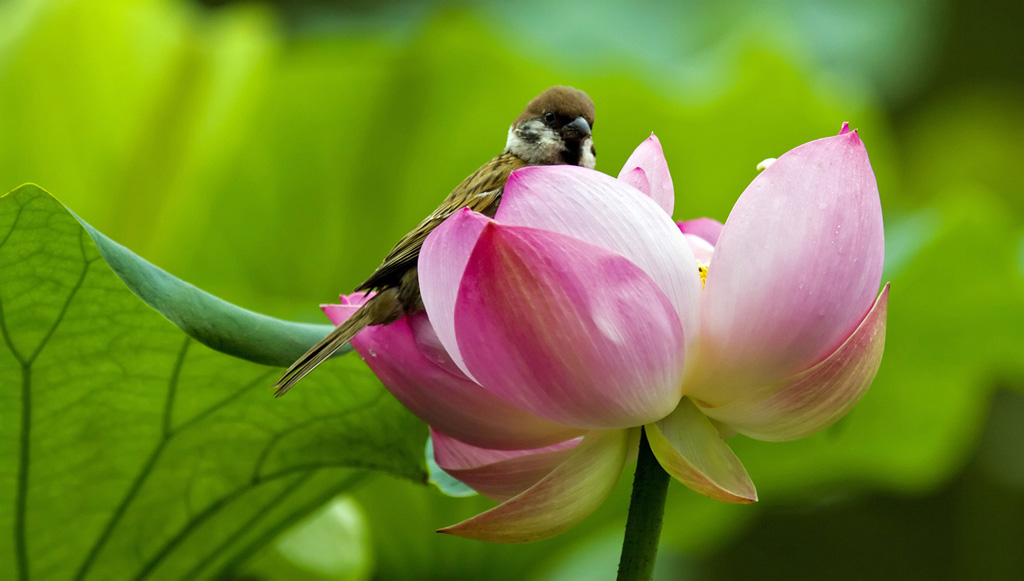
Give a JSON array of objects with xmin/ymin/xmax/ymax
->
[{"xmin": 355, "ymin": 152, "xmax": 528, "ymax": 292}]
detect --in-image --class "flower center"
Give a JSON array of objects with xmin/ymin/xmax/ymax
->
[{"xmin": 698, "ymin": 263, "xmax": 708, "ymax": 289}]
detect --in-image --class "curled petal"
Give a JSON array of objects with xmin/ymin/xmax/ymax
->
[
  {"xmin": 454, "ymin": 222, "xmax": 686, "ymax": 429},
  {"xmin": 646, "ymin": 398, "xmax": 757, "ymax": 503},
  {"xmin": 677, "ymin": 217, "xmax": 724, "ymax": 247},
  {"xmin": 419, "ymin": 207, "xmax": 489, "ymax": 381},
  {"xmin": 498, "ymin": 165, "xmax": 701, "ymax": 342},
  {"xmin": 432, "ymin": 428, "xmax": 580, "ymax": 502},
  {"xmin": 439, "ymin": 429, "xmax": 630, "ymax": 543},
  {"xmin": 697, "ymin": 285, "xmax": 889, "ymax": 442},
  {"xmin": 323, "ymin": 304, "xmax": 581, "ymax": 450},
  {"xmin": 616, "ymin": 133, "xmax": 675, "ymax": 216},
  {"xmin": 698, "ymin": 127, "xmax": 885, "ymax": 398}
]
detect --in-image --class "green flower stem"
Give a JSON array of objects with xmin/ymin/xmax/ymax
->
[{"xmin": 617, "ymin": 427, "xmax": 670, "ymax": 581}]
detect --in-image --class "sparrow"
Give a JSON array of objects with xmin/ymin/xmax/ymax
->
[{"xmin": 274, "ymin": 86, "xmax": 596, "ymax": 396}]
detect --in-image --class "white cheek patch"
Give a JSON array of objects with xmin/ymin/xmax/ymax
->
[
  {"xmin": 505, "ymin": 124, "xmax": 517, "ymax": 150},
  {"xmin": 579, "ymin": 137, "xmax": 597, "ymax": 169}
]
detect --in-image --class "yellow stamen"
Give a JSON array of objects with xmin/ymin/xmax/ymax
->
[{"xmin": 698, "ymin": 264, "xmax": 708, "ymax": 289}]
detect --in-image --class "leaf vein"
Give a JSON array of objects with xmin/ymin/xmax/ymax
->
[
  {"xmin": 15, "ymin": 364, "xmax": 31, "ymax": 581},
  {"xmin": 182, "ymin": 472, "xmax": 316, "ymax": 580},
  {"xmin": 163, "ymin": 338, "xmax": 191, "ymax": 437},
  {"xmin": 0, "ymin": 200, "xmax": 27, "ymax": 252},
  {"xmin": 132, "ymin": 470, "xmax": 331, "ymax": 580},
  {"xmin": 251, "ymin": 389, "xmax": 389, "ymax": 481},
  {"xmin": 0, "ymin": 295, "xmax": 26, "ymax": 364},
  {"xmin": 212, "ymin": 472, "xmax": 366, "ymax": 580},
  {"xmin": 25, "ymin": 230, "xmax": 93, "ymax": 365},
  {"xmin": 172, "ymin": 368, "xmax": 275, "ymax": 434},
  {"xmin": 73, "ymin": 336, "xmax": 192, "ymax": 581}
]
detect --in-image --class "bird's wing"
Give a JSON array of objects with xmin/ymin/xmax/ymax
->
[{"xmin": 355, "ymin": 152, "xmax": 527, "ymax": 292}]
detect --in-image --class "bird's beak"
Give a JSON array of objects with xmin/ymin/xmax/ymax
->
[{"xmin": 561, "ymin": 116, "xmax": 591, "ymax": 140}]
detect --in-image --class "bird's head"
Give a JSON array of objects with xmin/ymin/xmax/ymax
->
[{"xmin": 506, "ymin": 86, "xmax": 596, "ymax": 169}]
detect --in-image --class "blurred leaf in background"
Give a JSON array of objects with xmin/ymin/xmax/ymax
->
[{"xmin": 0, "ymin": 0, "xmax": 1021, "ymax": 578}]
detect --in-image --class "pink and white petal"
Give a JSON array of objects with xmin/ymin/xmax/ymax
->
[
  {"xmin": 439, "ymin": 429, "xmax": 630, "ymax": 543},
  {"xmin": 322, "ymin": 305, "xmax": 581, "ymax": 450},
  {"xmin": 338, "ymin": 293, "xmax": 467, "ymax": 390},
  {"xmin": 618, "ymin": 166, "xmax": 651, "ymax": 197},
  {"xmin": 616, "ymin": 133, "xmax": 675, "ymax": 216},
  {"xmin": 700, "ymin": 127, "xmax": 885, "ymax": 395},
  {"xmin": 646, "ymin": 398, "xmax": 757, "ymax": 503},
  {"xmin": 322, "ymin": 303, "xmax": 366, "ymax": 328},
  {"xmin": 683, "ymin": 234, "xmax": 715, "ymax": 265},
  {"xmin": 419, "ymin": 207, "xmax": 490, "ymax": 381},
  {"xmin": 697, "ymin": 285, "xmax": 888, "ymax": 442},
  {"xmin": 678, "ymin": 217, "xmax": 724, "ymax": 247},
  {"xmin": 432, "ymin": 428, "xmax": 580, "ymax": 502},
  {"xmin": 498, "ymin": 165, "xmax": 701, "ymax": 340},
  {"xmin": 454, "ymin": 222, "xmax": 686, "ymax": 430},
  {"xmin": 432, "ymin": 428, "xmax": 581, "ymax": 469}
]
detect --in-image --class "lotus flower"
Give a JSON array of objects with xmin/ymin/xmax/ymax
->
[{"xmin": 323, "ymin": 124, "xmax": 888, "ymax": 542}]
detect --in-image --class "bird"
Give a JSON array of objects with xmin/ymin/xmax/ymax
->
[{"xmin": 273, "ymin": 86, "xmax": 596, "ymax": 396}]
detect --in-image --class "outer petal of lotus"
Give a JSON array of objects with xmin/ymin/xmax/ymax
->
[
  {"xmin": 416, "ymin": 207, "xmax": 489, "ymax": 383},
  {"xmin": 646, "ymin": 397, "xmax": 757, "ymax": 503},
  {"xmin": 616, "ymin": 133, "xmax": 675, "ymax": 216},
  {"xmin": 424, "ymin": 210, "xmax": 686, "ymax": 429},
  {"xmin": 322, "ymin": 304, "xmax": 582, "ymax": 450},
  {"xmin": 692, "ymin": 124, "xmax": 885, "ymax": 404},
  {"xmin": 439, "ymin": 429, "xmax": 632, "ymax": 543},
  {"xmin": 431, "ymin": 428, "xmax": 581, "ymax": 502},
  {"xmin": 496, "ymin": 165, "xmax": 702, "ymax": 348},
  {"xmin": 695, "ymin": 285, "xmax": 889, "ymax": 442}
]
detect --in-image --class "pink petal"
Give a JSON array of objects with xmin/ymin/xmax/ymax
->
[
  {"xmin": 618, "ymin": 167, "xmax": 651, "ymax": 196},
  {"xmin": 432, "ymin": 428, "xmax": 580, "ymax": 502},
  {"xmin": 646, "ymin": 398, "xmax": 757, "ymax": 503},
  {"xmin": 678, "ymin": 217, "xmax": 724, "ymax": 247},
  {"xmin": 697, "ymin": 127, "xmax": 885, "ymax": 399},
  {"xmin": 439, "ymin": 429, "xmax": 630, "ymax": 543},
  {"xmin": 454, "ymin": 221, "xmax": 686, "ymax": 429},
  {"xmin": 683, "ymin": 234, "xmax": 715, "ymax": 265},
  {"xmin": 616, "ymin": 133, "xmax": 675, "ymax": 216},
  {"xmin": 419, "ymin": 207, "xmax": 489, "ymax": 382},
  {"xmin": 695, "ymin": 285, "xmax": 889, "ymax": 442},
  {"xmin": 323, "ymin": 304, "xmax": 581, "ymax": 450},
  {"xmin": 498, "ymin": 165, "xmax": 702, "ymax": 344}
]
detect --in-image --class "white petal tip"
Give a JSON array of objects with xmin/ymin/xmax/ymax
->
[{"xmin": 756, "ymin": 158, "xmax": 776, "ymax": 171}]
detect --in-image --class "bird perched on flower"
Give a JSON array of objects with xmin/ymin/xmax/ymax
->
[{"xmin": 274, "ymin": 86, "xmax": 596, "ymax": 396}]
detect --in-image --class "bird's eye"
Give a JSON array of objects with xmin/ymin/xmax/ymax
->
[{"xmin": 543, "ymin": 111, "xmax": 556, "ymax": 124}]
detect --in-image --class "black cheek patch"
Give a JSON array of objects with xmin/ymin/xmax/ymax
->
[{"xmin": 560, "ymin": 141, "xmax": 582, "ymax": 166}]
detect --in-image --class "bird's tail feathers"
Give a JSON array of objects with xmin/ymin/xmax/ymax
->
[{"xmin": 273, "ymin": 304, "xmax": 375, "ymax": 397}]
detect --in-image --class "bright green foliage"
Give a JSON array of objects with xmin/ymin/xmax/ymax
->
[
  {"xmin": 0, "ymin": 0, "xmax": 1021, "ymax": 578},
  {"xmin": 0, "ymin": 185, "xmax": 425, "ymax": 580}
]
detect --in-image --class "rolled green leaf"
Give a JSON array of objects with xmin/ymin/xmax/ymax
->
[{"xmin": 61, "ymin": 189, "xmax": 340, "ymax": 367}]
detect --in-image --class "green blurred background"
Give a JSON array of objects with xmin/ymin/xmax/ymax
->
[{"xmin": 1, "ymin": 0, "xmax": 1022, "ymax": 578}]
